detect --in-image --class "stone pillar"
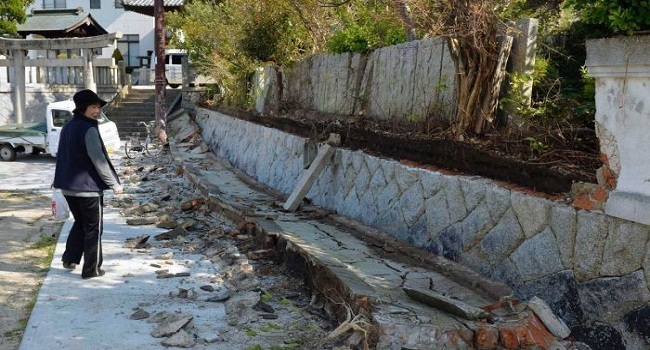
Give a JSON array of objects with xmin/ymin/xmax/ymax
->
[
  {"xmin": 253, "ymin": 66, "xmax": 280, "ymax": 115},
  {"xmin": 509, "ymin": 18, "xmax": 539, "ymax": 107},
  {"xmin": 181, "ymin": 55, "xmax": 189, "ymax": 89},
  {"xmin": 0, "ymin": 55, "xmax": 7, "ymax": 88},
  {"xmin": 13, "ymin": 49, "xmax": 25, "ymax": 124},
  {"xmin": 118, "ymin": 60, "xmax": 126, "ymax": 87},
  {"xmin": 83, "ymin": 48, "xmax": 97, "ymax": 92},
  {"xmin": 586, "ymin": 35, "xmax": 650, "ymax": 224}
]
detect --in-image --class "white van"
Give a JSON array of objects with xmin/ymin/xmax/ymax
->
[
  {"xmin": 47, "ymin": 100, "xmax": 122, "ymax": 155},
  {"xmin": 150, "ymin": 49, "xmax": 186, "ymax": 88}
]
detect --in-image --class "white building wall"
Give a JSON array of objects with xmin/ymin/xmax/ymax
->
[
  {"xmin": 586, "ymin": 35, "xmax": 650, "ymax": 225},
  {"xmin": 26, "ymin": 0, "xmax": 154, "ymax": 64}
]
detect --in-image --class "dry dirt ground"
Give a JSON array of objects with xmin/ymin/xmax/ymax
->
[{"xmin": 0, "ymin": 191, "xmax": 62, "ymax": 350}]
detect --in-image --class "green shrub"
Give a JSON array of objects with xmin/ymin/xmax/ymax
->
[
  {"xmin": 564, "ymin": 0, "xmax": 650, "ymax": 34},
  {"xmin": 241, "ymin": 13, "xmax": 289, "ymax": 63},
  {"xmin": 327, "ymin": 26, "xmax": 372, "ymax": 53},
  {"xmin": 112, "ymin": 48, "xmax": 123, "ymax": 62},
  {"xmin": 326, "ymin": 4, "xmax": 406, "ymax": 54}
]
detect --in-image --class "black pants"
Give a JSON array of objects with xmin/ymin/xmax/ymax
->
[{"xmin": 62, "ymin": 195, "xmax": 104, "ymax": 278}]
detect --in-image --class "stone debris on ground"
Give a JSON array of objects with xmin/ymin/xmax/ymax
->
[
  {"xmin": 124, "ymin": 234, "xmax": 150, "ymax": 248},
  {"xmin": 108, "ymin": 147, "xmax": 337, "ymax": 349},
  {"xmin": 160, "ymin": 112, "xmax": 595, "ymax": 350},
  {"xmin": 527, "ymin": 296, "xmax": 572, "ymax": 339},
  {"xmin": 31, "ymin": 110, "xmax": 594, "ymax": 350}
]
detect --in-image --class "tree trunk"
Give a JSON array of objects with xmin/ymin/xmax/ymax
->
[
  {"xmin": 393, "ymin": 0, "xmax": 418, "ymax": 42},
  {"xmin": 475, "ymin": 35, "xmax": 512, "ymax": 134},
  {"xmin": 154, "ymin": 0, "xmax": 168, "ymax": 144},
  {"xmin": 430, "ymin": 0, "xmax": 514, "ymax": 141},
  {"xmin": 447, "ymin": 33, "xmax": 513, "ymax": 140}
]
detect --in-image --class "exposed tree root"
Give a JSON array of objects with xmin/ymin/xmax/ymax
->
[{"xmin": 320, "ymin": 302, "xmax": 373, "ymax": 350}]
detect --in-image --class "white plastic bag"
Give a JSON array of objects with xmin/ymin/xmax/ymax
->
[{"xmin": 52, "ymin": 189, "xmax": 70, "ymax": 220}]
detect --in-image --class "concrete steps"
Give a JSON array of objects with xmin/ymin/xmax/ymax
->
[{"xmin": 105, "ymin": 88, "xmax": 181, "ymax": 137}]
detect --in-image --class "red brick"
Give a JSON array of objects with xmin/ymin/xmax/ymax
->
[
  {"xmin": 516, "ymin": 321, "xmax": 537, "ymax": 348},
  {"xmin": 599, "ymin": 153, "xmax": 609, "ymax": 163},
  {"xmin": 475, "ymin": 325, "xmax": 499, "ymax": 349},
  {"xmin": 499, "ymin": 327, "xmax": 520, "ymax": 349},
  {"xmin": 599, "ymin": 153, "xmax": 618, "ymax": 189},
  {"xmin": 497, "ymin": 313, "xmax": 557, "ymax": 350},
  {"xmin": 572, "ymin": 195, "xmax": 595, "ymax": 210},
  {"xmin": 525, "ymin": 314, "xmax": 555, "ymax": 349},
  {"xmin": 592, "ymin": 187, "xmax": 609, "ymax": 201}
]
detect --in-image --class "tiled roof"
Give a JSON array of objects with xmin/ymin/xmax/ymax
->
[
  {"xmin": 17, "ymin": 9, "xmax": 108, "ymax": 37},
  {"xmin": 121, "ymin": 0, "xmax": 184, "ymax": 6}
]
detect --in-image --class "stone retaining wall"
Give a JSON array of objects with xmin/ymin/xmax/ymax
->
[
  {"xmin": 258, "ymin": 37, "xmax": 456, "ymax": 122},
  {"xmin": 195, "ymin": 107, "xmax": 650, "ymax": 349},
  {"xmin": 0, "ymin": 88, "xmax": 118, "ymax": 125}
]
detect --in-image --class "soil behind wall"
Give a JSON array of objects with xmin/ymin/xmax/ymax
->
[{"xmin": 214, "ymin": 106, "xmax": 598, "ymax": 195}]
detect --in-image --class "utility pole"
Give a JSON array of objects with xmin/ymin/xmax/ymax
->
[{"xmin": 154, "ymin": 0, "xmax": 168, "ymax": 144}]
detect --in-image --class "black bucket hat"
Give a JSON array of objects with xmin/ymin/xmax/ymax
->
[{"xmin": 73, "ymin": 89, "xmax": 107, "ymax": 114}]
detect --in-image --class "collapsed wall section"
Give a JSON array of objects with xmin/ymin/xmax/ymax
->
[{"xmin": 196, "ymin": 107, "xmax": 650, "ymax": 349}]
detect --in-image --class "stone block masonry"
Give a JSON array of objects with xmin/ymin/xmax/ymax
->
[
  {"xmin": 255, "ymin": 24, "xmax": 539, "ymax": 128},
  {"xmin": 195, "ymin": 108, "xmax": 650, "ymax": 350},
  {"xmin": 275, "ymin": 37, "xmax": 456, "ymax": 122}
]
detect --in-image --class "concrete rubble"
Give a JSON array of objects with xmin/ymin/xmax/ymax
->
[
  {"xmin": 107, "ymin": 147, "xmax": 341, "ymax": 348},
  {"xmin": 156, "ymin": 111, "xmax": 593, "ymax": 350}
]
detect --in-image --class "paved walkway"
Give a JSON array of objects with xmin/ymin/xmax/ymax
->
[
  {"xmin": 19, "ymin": 207, "xmax": 228, "ymax": 350},
  {"xmin": 0, "ymin": 154, "xmax": 56, "ymax": 191}
]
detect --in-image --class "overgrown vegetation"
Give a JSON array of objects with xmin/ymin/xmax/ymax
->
[
  {"xmin": 564, "ymin": 0, "xmax": 650, "ymax": 34},
  {"xmin": 166, "ymin": 0, "xmax": 638, "ymax": 172},
  {"xmin": 167, "ymin": 0, "xmax": 328, "ymax": 105},
  {"xmin": 326, "ymin": 4, "xmax": 406, "ymax": 53},
  {"xmin": 412, "ymin": 0, "xmax": 516, "ymax": 139},
  {"xmin": 495, "ymin": 1, "xmax": 603, "ymax": 157},
  {"xmin": 167, "ymin": 1, "xmax": 417, "ymax": 105}
]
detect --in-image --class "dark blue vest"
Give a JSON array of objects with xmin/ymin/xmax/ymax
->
[{"xmin": 53, "ymin": 114, "xmax": 118, "ymax": 192}]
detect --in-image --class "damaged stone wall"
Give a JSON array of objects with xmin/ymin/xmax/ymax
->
[
  {"xmin": 196, "ymin": 107, "xmax": 650, "ymax": 349},
  {"xmin": 253, "ymin": 37, "xmax": 456, "ymax": 122},
  {"xmin": 586, "ymin": 35, "xmax": 650, "ymax": 227}
]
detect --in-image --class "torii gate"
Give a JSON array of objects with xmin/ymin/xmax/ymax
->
[{"xmin": 0, "ymin": 33, "xmax": 121, "ymax": 124}]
